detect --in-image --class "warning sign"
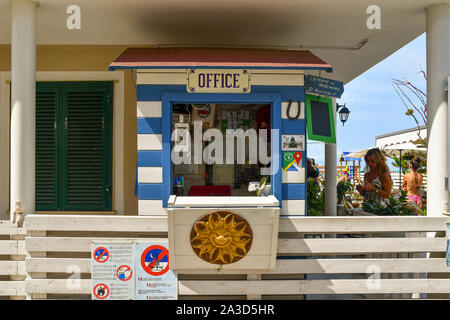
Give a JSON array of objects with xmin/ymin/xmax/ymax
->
[
  {"xmin": 141, "ymin": 245, "xmax": 170, "ymax": 276},
  {"xmin": 116, "ymin": 265, "xmax": 133, "ymax": 281},
  {"xmin": 91, "ymin": 242, "xmax": 135, "ymax": 300},
  {"xmin": 135, "ymin": 242, "xmax": 178, "ymax": 300},
  {"xmin": 93, "ymin": 247, "xmax": 110, "ymax": 263},
  {"xmin": 91, "ymin": 241, "xmax": 178, "ymax": 300},
  {"xmin": 93, "ymin": 283, "xmax": 110, "ymax": 299}
]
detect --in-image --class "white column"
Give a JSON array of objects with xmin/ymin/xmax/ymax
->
[
  {"xmin": 324, "ymin": 98, "xmax": 337, "ymax": 216},
  {"xmin": 10, "ymin": 0, "xmax": 37, "ymax": 220},
  {"xmin": 426, "ymin": 3, "xmax": 450, "ymax": 217}
]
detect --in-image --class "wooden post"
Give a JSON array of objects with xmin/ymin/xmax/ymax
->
[{"xmin": 247, "ymin": 274, "xmax": 261, "ymax": 300}]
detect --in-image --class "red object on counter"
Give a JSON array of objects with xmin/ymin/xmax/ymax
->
[{"xmin": 188, "ymin": 185, "xmax": 231, "ymax": 196}]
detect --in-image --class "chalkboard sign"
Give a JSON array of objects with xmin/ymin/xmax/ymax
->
[{"xmin": 306, "ymin": 94, "xmax": 336, "ymax": 143}]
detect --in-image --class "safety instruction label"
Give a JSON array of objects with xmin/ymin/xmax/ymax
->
[{"xmin": 91, "ymin": 242, "xmax": 135, "ymax": 300}]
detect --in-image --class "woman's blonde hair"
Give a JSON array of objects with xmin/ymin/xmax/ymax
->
[{"xmin": 364, "ymin": 148, "xmax": 392, "ymax": 180}]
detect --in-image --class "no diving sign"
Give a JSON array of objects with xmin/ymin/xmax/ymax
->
[
  {"xmin": 135, "ymin": 242, "xmax": 178, "ymax": 300},
  {"xmin": 141, "ymin": 245, "xmax": 170, "ymax": 276}
]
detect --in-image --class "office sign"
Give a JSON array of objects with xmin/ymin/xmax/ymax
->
[
  {"xmin": 187, "ymin": 69, "xmax": 251, "ymax": 93},
  {"xmin": 305, "ymin": 75, "xmax": 344, "ymax": 98}
]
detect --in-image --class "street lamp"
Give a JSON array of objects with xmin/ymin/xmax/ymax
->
[{"xmin": 336, "ymin": 103, "xmax": 350, "ymax": 126}]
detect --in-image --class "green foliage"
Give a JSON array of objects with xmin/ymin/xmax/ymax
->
[
  {"xmin": 391, "ymin": 152, "xmax": 427, "ymax": 174},
  {"xmin": 362, "ymin": 190, "xmax": 416, "ymax": 216},
  {"xmin": 307, "ymin": 179, "xmax": 324, "ymax": 216},
  {"xmin": 337, "ymin": 180, "xmax": 353, "ymax": 204}
]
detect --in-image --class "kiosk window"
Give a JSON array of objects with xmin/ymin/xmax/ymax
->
[{"xmin": 171, "ymin": 103, "xmax": 272, "ymax": 197}]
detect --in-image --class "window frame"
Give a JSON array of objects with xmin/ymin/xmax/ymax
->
[
  {"xmin": 35, "ymin": 81, "xmax": 113, "ymax": 211},
  {"xmin": 161, "ymin": 91, "xmax": 282, "ymax": 208}
]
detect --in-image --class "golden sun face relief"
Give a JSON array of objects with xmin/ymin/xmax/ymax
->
[{"xmin": 190, "ymin": 211, "xmax": 253, "ymax": 265}]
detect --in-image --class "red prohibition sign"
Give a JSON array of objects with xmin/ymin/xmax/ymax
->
[
  {"xmin": 93, "ymin": 283, "xmax": 110, "ymax": 300},
  {"xmin": 93, "ymin": 247, "xmax": 110, "ymax": 263},
  {"xmin": 141, "ymin": 245, "xmax": 170, "ymax": 276},
  {"xmin": 116, "ymin": 265, "xmax": 133, "ymax": 281}
]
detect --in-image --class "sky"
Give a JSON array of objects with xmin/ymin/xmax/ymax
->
[{"xmin": 307, "ymin": 33, "xmax": 427, "ymax": 169}]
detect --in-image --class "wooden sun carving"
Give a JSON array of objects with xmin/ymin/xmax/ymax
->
[{"xmin": 190, "ymin": 211, "xmax": 253, "ymax": 265}]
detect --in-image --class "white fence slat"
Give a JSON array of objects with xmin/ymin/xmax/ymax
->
[
  {"xmin": 0, "ymin": 261, "xmax": 26, "ymax": 276},
  {"xmin": 26, "ymin": 237, "xmax": 166, "ymax": 252},
  {"xmin": 179, "ymin": 279, "xmax": 450, "ymax": 295},
  {"xmin": 24, "ymin": 215, "xmax": 448, "ymax": 233},
  {"xmin": 279, "ymin": 216, "xmax": 447, "ymax": 233},
  {"xmin": 277, "ymin": 238, "xmax": 446, "ymax": 254},
  {"xmin": 25, "ymin": 257, "xmax": 449, "ymax": 275},
  {"xmin": 24, "ymin": 215, "xmax": 168, "ymax": 232},
  {"xmin": 26, "ymin": 279, "xmax": 91, "ymax": 294},
  {"xmin": 0, "ymin": 281, "xmax": 26, "ymax": 296}
]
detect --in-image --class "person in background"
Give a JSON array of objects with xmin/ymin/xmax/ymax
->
[
  {"xmin": 402, "ymin": 157, "xmax": 423, "ymax": 210},
  {"xmin": 356, "ymin": 148, "xmax": 392, "ymax": 204},
  {"xmin": 311, "ymin": 158, "xmax": 321, "ymax": 177},
  {"xmin": 307, "ymin": 158, "xmax": 321, "ymax": 188}
]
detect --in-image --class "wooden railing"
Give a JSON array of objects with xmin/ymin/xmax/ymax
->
[
  {"xmin": 0, "ymin": 220, "xmax": 26, "ymax": 299},
  {"xmin": 14, "ymin": 215, "xmax": 448, "ymax": 300}
]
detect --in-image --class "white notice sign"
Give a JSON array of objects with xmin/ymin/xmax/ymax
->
[
  {"xmin": 135, "ymin": 242, "xmax": 178, "ymax": 300},
  {"xmin": 91, "ymin": 242, "xmax": 135, "ymax": 300}
]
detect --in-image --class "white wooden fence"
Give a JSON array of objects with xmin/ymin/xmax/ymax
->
[
  {"xmin": 0, "ymin": 215, "xmax": 449, "ymax": 299},
  {"xmin": 0, "ymin": 220, "xmax": 26, "ymax": 299}
]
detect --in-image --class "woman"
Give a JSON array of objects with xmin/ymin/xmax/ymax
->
[
  {"xmin": 356, "ymin": 148, "xmax": 392, "ymax": 204},
  {"xmin": 307, "ymin": 158, "xmax": 321, "ymax": 188},
  {"xmin": 402, "ymin": 157, "xmax": 423, "ymax": 209}
]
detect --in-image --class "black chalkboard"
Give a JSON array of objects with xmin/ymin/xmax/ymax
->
[
  {"xmin": 306, "ymin": 95, "xmax": 336, "ymax": 143},
  {"xmin": 310, "ymin": 100, "xmax": 331, "ymax": 137}
]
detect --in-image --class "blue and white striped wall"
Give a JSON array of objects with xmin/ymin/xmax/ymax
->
[{"xmin": 136, "ymin": 69, "xmax": 307, "ymax": 216}]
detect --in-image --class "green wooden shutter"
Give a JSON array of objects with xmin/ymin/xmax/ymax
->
[
  {"xmin": 35, "ymin": 84, "xmax": 60, "ymax": 211},
  {"xmin": 35, "ymin": 82, "xmax": 113, "ymax": 211},
  {"xmin": 62, "ymin": 83, "xmax": 113, "ymax": 211}
]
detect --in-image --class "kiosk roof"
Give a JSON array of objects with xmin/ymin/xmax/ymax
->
[{"xmin": 109, "ymin": 47, "xmax": 332, "ymax": 71}]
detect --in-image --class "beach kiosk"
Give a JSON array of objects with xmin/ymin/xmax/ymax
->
[{"xmin": 109, "ymin": 48, "xmax": 337, "ymax": 271}]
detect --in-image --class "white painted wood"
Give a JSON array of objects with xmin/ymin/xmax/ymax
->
[
  {"xmin": 26, "ymin": 279, "xmax": 91, "ymax": 294},
  {"xmin": 0, "ymin": 221, "xmax": 25, "ymax": 235},
  {"xmin": 171, "ymin": 195, "xmax": 279, "ymax": 208},
  {"xmin": 138, "ymin": 167, "xmax": 163, "ymax": 183},
  {"xmin": 277, "ymin": 238, "xmax": 446, "ymax": 255},
  {"xmin": 0, "ymin": 261, "xmax": 26, "ymax": 276},
  {"xmin": 278, "ymin": 216, "xmax": 448, "ymax": 233},
  {"xmin": 282, "ymin": 169, "xmax": 305, "ymax": 183},
  {"xmin": 137, "ymin": 134, "xmax": 163, "ymax": 150},
  {"xmin": 174, "ymin": 255, "xmax": 272, "ymax": 271},
  {"xmin": 26, "ymin": 257, "xmax": 449, "ymax": 275},
  {"xmin": 26, "ymin": 237, "xmax": 165, "ymax": 252},
  {"xmin": 281, "ymin": 200, "xmax": 305, "ymax": 215},
  {"xmin": 169, "ymin": 207, "xmax": 279, "ymax": 270},
  {"xmin": 24, "ymin": 215, "xmax": 168, "ymax": 232},
  {"xmin": 0, "ymin": 240, "xmax": 26, "ymax": 255},
  {"xmin": 0, "ymin": 281, "xmax": 26, "ymax": 296},
  {"xmin": 137, "ymin": 101, "xmax": 162, "ymax": 118},
  {"xmin": 138, "ymin": 200, "xmax": 167, "ymax": 216},
  {"xmin": 171, "ymin": 208, "xmax": 277, "ymax": 226},
  {"xmin": 179, "ymin": 279, "xmax": 450, "ymax": 295},
  {"xmin": 282, "ymin": 101, "xmax": 305, "ymax": 119},
  {"xmin": 25, "ymin": 258, "xmax": 91, "ymax": 273}
]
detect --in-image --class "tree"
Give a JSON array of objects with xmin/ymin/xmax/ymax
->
[{"xmin": 392, "ymin": 70, "xmax": 427, "ymax": 147}]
